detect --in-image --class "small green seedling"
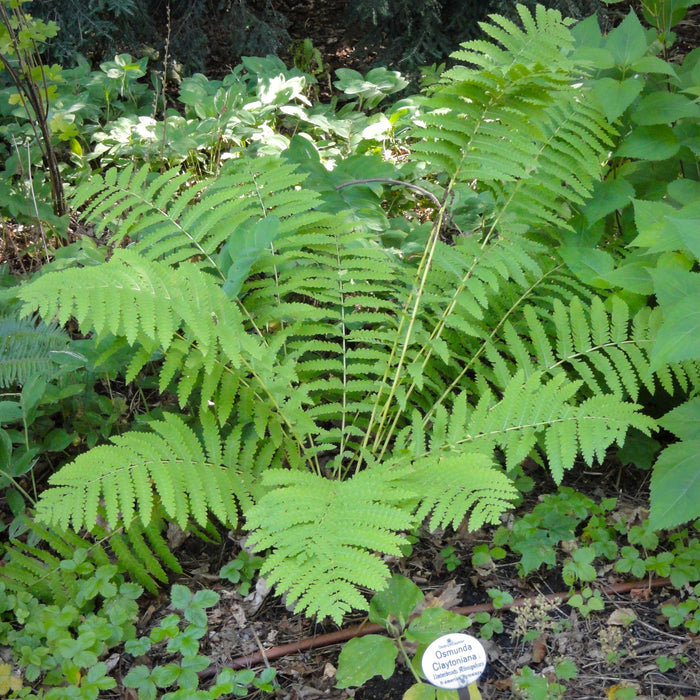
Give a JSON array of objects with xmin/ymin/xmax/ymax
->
[
  {"xmin": 471, "ymin": 544, "xmax": 506, "ymax": 572},
  {"xmin": 656, "ymin": 654, "xmax": 688, "ymax": 672},
  {"xmin": 220, "ymin": 550, "xmax": 264, "ymax": 596},
  {"xmin": 473, "ymin": 589, "xmax": 513, "ymax": 640},
  {"xmin": 440, "ymin": 546, "xmax": 461, "ymax": 572},
  {"xmin": 514, "ymin": 659, "xmax": 577, "ymax": 699},
  {"xmin": 335, "ymin": 574, "xmax": 473, "ymax": 699},
  {"xmin": 123, "ymin": 584, "xmax": 276, "ymax": 700},
  {"xmin": 567, "ymin": 586, "xmax": 604, "ymax": 618}
]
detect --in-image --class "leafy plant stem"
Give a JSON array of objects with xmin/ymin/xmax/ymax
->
[
  {"xmin": 396, "ymin": 635, "xmax": 422, "ymax": 683},
  {"xmin": 0, "ymin": 2, "xmax": 66, "ymax": 217},
  {"xmin": 0, "ymin": 470, "xmax": 36, "ymax": 505}
]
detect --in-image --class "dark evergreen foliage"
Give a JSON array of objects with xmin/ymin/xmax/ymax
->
[
  {"xmin": 348, "ymin": 0, "xmax": 602, "ymax": 67},
  {"xmin": 31, "ymin": 0, "xmax": 291, "ymax": 73}
]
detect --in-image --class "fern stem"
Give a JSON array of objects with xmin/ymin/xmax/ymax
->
[
  {"xmin": 334, "ymin": 237, "xmax": 350, "ymax": 479},
  {"xmin": 374, "ymin": 236, "xmax": 492, "ymax": 462},
  {"xmin": 360, "ymin": 182, "xmax": 454, "ymax": 470}
]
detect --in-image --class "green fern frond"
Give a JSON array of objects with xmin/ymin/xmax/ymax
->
[
  {"xmin": 495, "ymin": 295, "xmax": 655, "ymax": 400},
  {"xmin": 0, "ymin": 515, "xmax": 180, "ymax": 600},
  {"xmin": 246, "ymin": 468, "xmax": 415, "ymax": 623},
  {"xmin": 0, "ymin": 313, "xmax": 70, "ymax": 388},
  {"xmin": 70, "ymin": 157, "xmax": 325, "ymax": 271},
  {"xmin": 414, "ymin": 372, "xmax": 655, "ymax": 483},
  {"xmin": 34, "ymin": 412, "xmax": 245, "ymax": 531},
  {"xmin": 19, "ymin": 250, "xmax": 240, "ymax": 357},
  {"xmin": 412, "ymin": 5, "xmax": 611, "ymax": 237},
  {"xmin": 406, "ymin": 452, "xmax": 518, "ymax": 531}
]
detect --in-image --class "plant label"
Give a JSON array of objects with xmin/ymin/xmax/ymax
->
[{"xmin": 421, "ymin": 633, "xmax": 487, "ymax": 689}]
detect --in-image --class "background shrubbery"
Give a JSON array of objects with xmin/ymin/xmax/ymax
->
[{"xmin": 29, "ymin": 0, "xmax": 604, "ymax": 72}]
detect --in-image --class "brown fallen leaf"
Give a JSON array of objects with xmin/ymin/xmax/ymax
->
[
  {"xmin": 629, "ymin": 586, "xmax": 651, "ymax": 602},
  {"xmin": 322, "ymin": 663, "xmax": 336, "ymax": 680},
  {"xmin": 607, "ymin": 608, "xmax": 637, "ymax": 626},
  {"xmin": 493, "ymin": 678, "xmax": 513, "ymax": 691},
  {"xmin": 531, "ymin": 634, "xmax": 548, "ymax": 663},
  {"xmin": 417, "ymin": 580, "xmax": 463, "ymax": 613}
]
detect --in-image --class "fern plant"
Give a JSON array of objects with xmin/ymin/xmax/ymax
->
[
  {"xmin": 1, "ymin": 514, "xmax": 181, "ymax": 600},
  {"xmin": 0, "ymin": 312, "xmax": 70, "ymax": 388},
  {"xmin": 14, "ymin": 5, "xmax": 662, "ymax": 622}
]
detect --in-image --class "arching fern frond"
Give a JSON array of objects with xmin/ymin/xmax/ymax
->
[
  {"xmin": 425, "ymin": 372, "xmax": 656, "ymax": 482},
  {"xmin": 482, "ymin": 295, "xmax": 657, "ymax": 401},
  {"xmin": 70, "ymin": 156, "xmax": 326, "ymax": 271},
  {"xmin": 0, "ymin": 515, "xmax": 181, "ymax": 600},
  {"xmin": 404, "ymin": 452, "xmax": 518, "ymax": 531},
  {"xmin": 18, "ymin": 249, "xmax": 242, "ymax": 358},
  {"xmin": 411, "ymin": 4, "xmax": 612, "ymax": 237},
  {"xmin": 34, "ymin": 412, "xmax": 246, "ymax": 532}
]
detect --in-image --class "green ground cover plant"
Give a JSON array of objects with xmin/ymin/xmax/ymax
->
[{"xmin": 2, "ymin": 0, "xmax": 700, "ymax": 696}]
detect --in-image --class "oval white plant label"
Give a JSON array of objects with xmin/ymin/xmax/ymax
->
[{"xmin": 421, "ymin": 633, "xmax": 487, "ymax": 689}]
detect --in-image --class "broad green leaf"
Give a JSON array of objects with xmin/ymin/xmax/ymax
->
[
  {"xmin": 220, "ymin": 216, "xmax": 282, "ymax": 299},
  {"xmin": 604, "ymin": 11, "xmax": 649, "ymax": 66},
  {"xmin": 571, "ymin": 14, "xmax": 604, "ymax": 50},
  {"xmin": 630, "ymin": 55, "xmax": 679, "ymax": 76},
  {"xmin": 668, "ymin": 179, "xmax": 700, "ymax": 204},
  {"xmin": 616, "ymin": 430, "xmax": 661, "ymax": 470},
  {"xmin": 370, "ymin": 574, "xmax": 424, "ymax": 629},
  {"xmin": 404, "ymin": 682, "xmax": 437, "ymax": 700},
  {"xmin": 0, "ymin": 429, "xmax": 12, "ymax": 470},
  {"xmin": 668, "ymin": 200, "xmax": 700, "ymax": 259},
  {"xmin": 0, "ymin": 401, "xmax": 22, "ymax": 424},
  {"xmin": 632, "ymin": 92, "xmax": 700, "ymax": 125},
  {"xmin": 649, "ymin": 292, "xmax": 700, "ymax": 369},
  {"xmin": 559, "ymin": 246, "xmax": 614, "ymax": 286},
  {"xmin": 615, "ymin": 124, "xmax": 679, "ymax": 160},
  {"xmin": 649, "ymin": 439, "xmax": 700, "ymax": 530},
  {"xmin": 659, "ymin": 398, "xmax": 700, "ymax": 441},
  {"xmin": 630, "ymin": 199, "xmax": 685, "ymax": 251},
  {"xmin": 406, "ymin": 607, "xmax": 471, "ymax": 645},
  {"xmin": 651, "ymin": 267, "xmax": 700, "ymax": 308},
  {"xmin": 335, "ymin": 635, "xmax": 398, "ymax": 688},
  {"xmin": 592, "ymin": 77, "xmax": 642, "ymax": 122},
  {"xmin": 603, "ymin": 262, "xmax": 653, "ymax": 294},
  {"xmin": 584, "ymin": 178, "xmax": 634, "ymax": 225}
]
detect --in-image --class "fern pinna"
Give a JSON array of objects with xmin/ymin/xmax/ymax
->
[{"xmin": 15, "ymin": 5, "xmax": 661, "ymax": 622}]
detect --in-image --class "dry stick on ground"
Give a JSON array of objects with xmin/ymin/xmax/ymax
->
[{"xmin": 200, "ymin": 577, "xmax": 675, "ymax": 677}]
